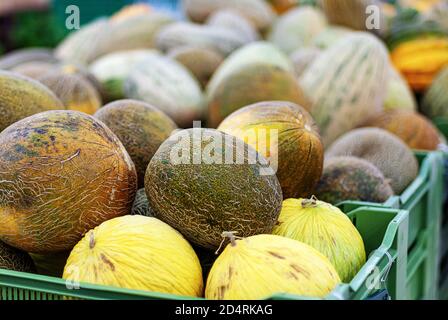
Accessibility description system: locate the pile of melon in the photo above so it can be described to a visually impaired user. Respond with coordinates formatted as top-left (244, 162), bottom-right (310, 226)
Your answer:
top-left (0, 0), bottom-right (447, 300)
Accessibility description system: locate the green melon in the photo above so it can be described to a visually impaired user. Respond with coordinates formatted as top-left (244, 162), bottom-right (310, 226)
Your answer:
top-left (0, 71), bottom-right (64, 132)
top-left (315, 156), bottom-right (394, 204)
top-left (94, 99), bottom-right (178, 187)
top-left (145, 128), bottom-right (283, 250)
top-left (422, 67), bottom-right (448, 120)
top-left (131, 188), bottom-right (154, 217)
top-left (326, 128), bottom-right (418, 194)
top-left (0, 241), bottom-right (36, 273)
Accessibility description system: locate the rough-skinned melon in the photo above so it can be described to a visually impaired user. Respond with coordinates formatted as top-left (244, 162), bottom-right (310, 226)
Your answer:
top-left (131, 188), bottom-right (154, 217)
top-left (0, 71), bottom-right (64, 132)
top-left (206, 9), bottom-right (260, 42)
top-left (267, 7), bottom-right (328, 54)
top-left (315, 156), bottom-right (394, 204)
top-left (326, 127), bottom-right (418, 194)
top-left (360, 110), bottom-right (441, 150)
top-left (145, 128), bottom-right (283, 250)
top-left (182, 0), bottom-right (276, 31)
top-left (156, 22), bottom-right (249, 57)
top-left (300, 32), bottom-right (390, 146)
top-left (422, 67), bottom-right (448, 120)
top-left (0, 110), bottom-right (137, 253)
top-left (63, 215), bottom-right (203, 297)
top-left (124, 52), bottom-right (204, 128)
top-left (168, 46), bottom-right (224, 89)
top-left (218, 101), bottom-right (323, 199)
top-left (205, 234), bottom-right (341, 299)
top-left (0, 241), bottom-right (36, 273)
top-left (94, 99), bottom-right (178, 187)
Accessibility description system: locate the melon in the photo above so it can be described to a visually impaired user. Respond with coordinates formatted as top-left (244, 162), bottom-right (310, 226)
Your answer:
top-left (315, 156), bottom-right (394, 204)
top-left (182, 0), bottom-right (276, 32)
top-left (29, 251), bottom-right (70, 277)
top-left (384, 66), bottom-right (417, 111)
top-left (205, 234), bottom-right (341, 299)
top-left (218, 101), bottom-right (323, 199)
top-left (206, 9), bottom-right (260, 42)
top-left (273, 198), bottom-right (366, 283)
top-left (89, 50), bottom-right (156, 101)
top-left (110, 3), bottom-right (152, 22)
top-left (63, 215), bottom-right (203, 297)
top-left (0, 48), bottom-right (58, 70)
top-left (38, 72), bottom-right (102, 115)
top-left (124, 52), bottom-right (204, 128)
top-left (422, 67), bottom-right (448, 120)
top-left (94, 99), bottom-right (178, 187)
top-left (267, 7), bottom-right (328, 54)
top-left (360, 110), bottom-right (442, 150)
top-left (312, 25), bottom-right (353, 49)
top-left (155, 22), bottom-right (248, 57)
top-left (326, 128), bottom-right (419, 194)
top-left (168, 46), bottom-right (224, 89)
top-left (0, 110), bottom-right (137, 253)
top-left (10, 61), bottom-right (56, 80)
top-left (145, 128), bottom-right (283, 250)
top-left (0, 241), bottom-right (36, 273)
top-left (0, 71), bottom-right (64, 132)
top-left (300, 32), bottom-right (390, 146)
top-left (290, 47), bottom-right (321, 78)
top-left (131, 188), bottom-right (154, 217)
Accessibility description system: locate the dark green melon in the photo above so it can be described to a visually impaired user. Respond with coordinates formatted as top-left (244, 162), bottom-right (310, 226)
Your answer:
top-left (145, 128), bottom-right (283, 250)
top-left (0, 241), bottom-right (36, 273)
top-left (315, 156), bottom-right (394, 204)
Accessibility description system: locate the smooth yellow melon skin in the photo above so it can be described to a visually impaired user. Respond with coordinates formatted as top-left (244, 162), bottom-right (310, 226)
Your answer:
top-left (205, 234), bottom-right (341, 300)
top-left (273, 198), bottom-right (366, 283)
top-left (63, 215), bottom-right (203, 297)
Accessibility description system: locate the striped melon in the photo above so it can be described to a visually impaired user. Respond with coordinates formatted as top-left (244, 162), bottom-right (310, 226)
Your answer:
top-left (206, 9), bottom-right (260, 42)
top-left (300, 32), bottom-right (390, 146)
top-left (384, 66), bottom-right (417, 111)
top-left (155, 22), bottom-right (248, 57)
top-left (268, 7), bottom-right (328, 54)
top-left (312, 26), bottom-right (353, 49)
top-left (422, 67), bottom-right (448, 120)
top-left (124, 52), bottom-right (204, 128)
top-left (182, 0), bottom-right (276, 31)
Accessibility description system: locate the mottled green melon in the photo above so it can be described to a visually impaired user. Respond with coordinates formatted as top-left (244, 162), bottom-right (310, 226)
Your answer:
top-left (168, 46), bottom-right (224, 89)
top-left (131, 188), bottom-right (154, 217)
top-left (145, 128), bottom-right (283, 250)
top-left (422, 67), bottom-right (448, 120)
top-left (0, 48), bottom-right (58, 70)
top-left (94, 99), bottom-right (178, 187)
top-left (0, 71), bottom-right (64, 132)
top-left (326, 128), bottom-right (418, 194)
top-left (156, 22), bottom-right (248, 57)
top-left (268, 7), bottom-right (328, 54)
top-left (0, 241), bottom-right (36, 273)
top-left (0, 110), bottom-right (137, 253)
top-left (384, 66), bottom-right (417, 111)
top-left (315, 156), bottom-right (394, 204)
top-left (290, 47), bottom-right (321, 78)
top-left (300, 32), bottom-right (390, 146)
top-left (206, 9), bottom-right (260, 42)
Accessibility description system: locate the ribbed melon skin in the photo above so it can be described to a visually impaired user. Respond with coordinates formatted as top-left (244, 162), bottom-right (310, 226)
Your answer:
top-left (300, 32), bottom-right (389, 146)
top-left (422, 67), bottom-right (448, 119)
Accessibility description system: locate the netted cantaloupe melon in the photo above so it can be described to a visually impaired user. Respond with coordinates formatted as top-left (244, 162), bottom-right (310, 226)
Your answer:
top-left (205, 234), bottom-right (341, 299)
top-left (273, 198), bottom-right (366, 283)
top-left (124, 52), bottom-right (204, 128)
top-left (145, 128), bottom-right (283, 250)
top-left (0, 71), bottom-right (64, 132)
top-left (168, 46), bottom-right (224, 89)
top-left (300, 32), bottom-right (390, 146)
top-left (131, 188), bottom-right (154, 217)
top-left (218, 101), bottom-right (323, 199)
top-left (326, 128), bottom-right (418, 194)
top-left (94, 99), bottom-right (178, 187)
top-left (360, 110), bottom-right (442, 150)
top-left (0, 241), bottom-right (36, 273)
top-left (206, 9), bottom-right (260, 42)
top-left (38, 72), bottom-right (102, 115)
top-left (63, 215), bottom-right (203, 297)
top-left (0, 110), bottom-right (137, 253)
top-left (315, 156), bottom-right (394, 204)
top-left (267, 7), bottom-right (328, 54)
top-left (155, 22), bottom-right (249, 57)
top-left (182, 0), bottom-right (276, 32)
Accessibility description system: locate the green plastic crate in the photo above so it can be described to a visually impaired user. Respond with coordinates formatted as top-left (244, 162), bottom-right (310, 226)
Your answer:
top-left (0, 206), bottom-right (408, 300)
